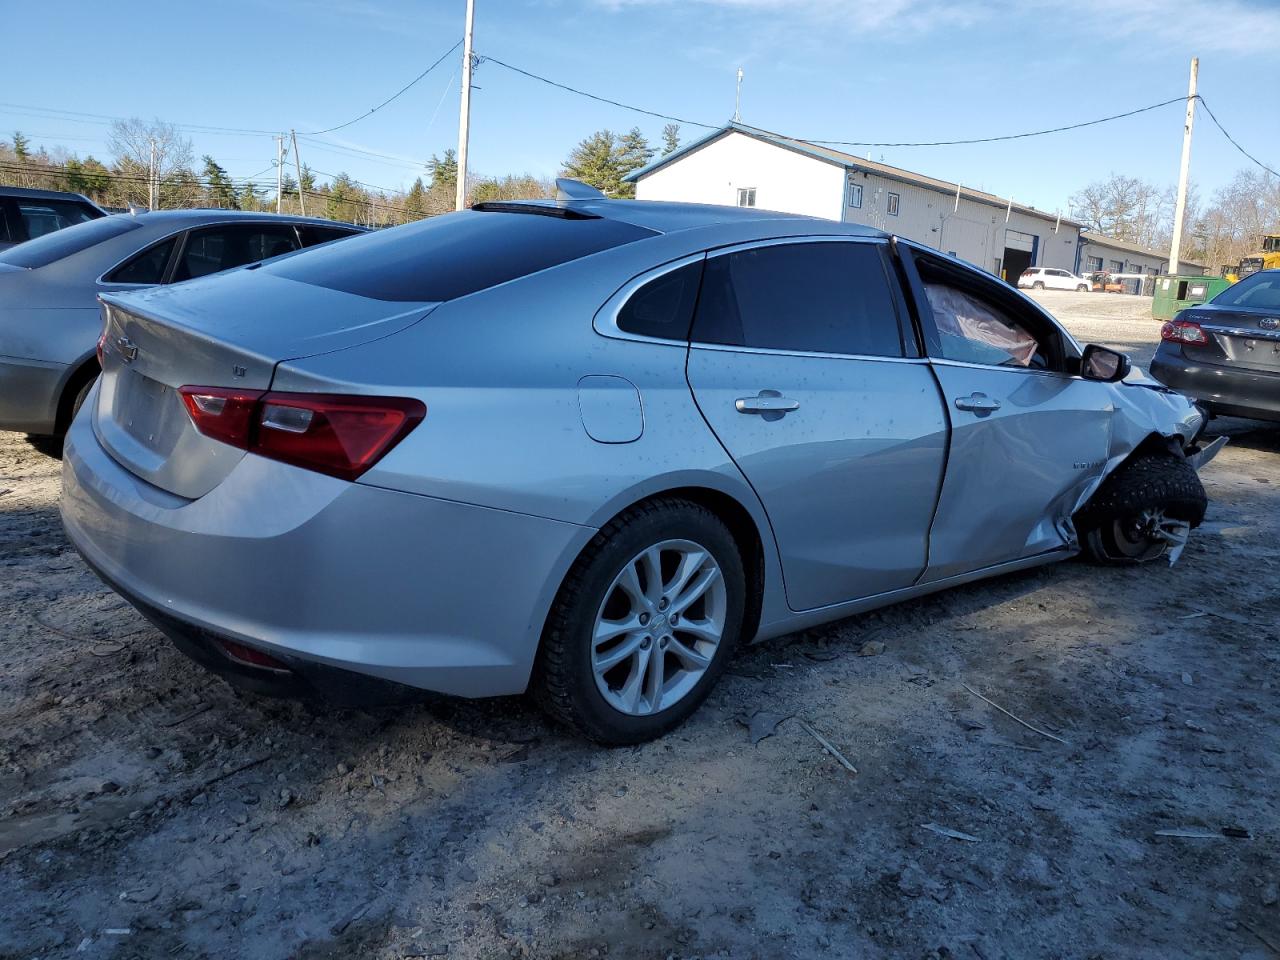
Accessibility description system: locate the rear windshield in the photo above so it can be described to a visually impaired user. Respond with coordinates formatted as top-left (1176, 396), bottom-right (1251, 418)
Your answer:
top-left (263, 209), bottom-right (658, 302)
top-left (1211, 272), bottom-right (1280, 309)
top-left (0, 215), bottom-right (141, 268)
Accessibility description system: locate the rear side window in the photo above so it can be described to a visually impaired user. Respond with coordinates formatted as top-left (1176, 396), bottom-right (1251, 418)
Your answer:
top-left (616, 261), bottom-right (703, 340)
top-left (692, 241), bottom-right (904, 357)
top-left (265, 210), bottom-right (658, 302)
top-left (173, 224), bottom-right (301, 282)
top-left (16, 199), bottom-right (100, 240)
top-left (106, 237), bottom-right (178, 285)
top-left (299, 225), bottom-right (360, 247)
top-left (0, 215), bottom-right (140, 268)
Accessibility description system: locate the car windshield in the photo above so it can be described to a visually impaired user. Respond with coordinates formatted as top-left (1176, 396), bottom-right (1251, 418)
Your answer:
top-left (263, 209), bottom-right (658, 302)
top-left (0, 215), bottom-right (141, 268)
top-left (1211, 272), bottom-right (1280, 310)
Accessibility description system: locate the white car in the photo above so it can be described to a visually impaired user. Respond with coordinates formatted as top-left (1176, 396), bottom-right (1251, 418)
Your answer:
top-left (1018, 267), bottom-right (1092, 292)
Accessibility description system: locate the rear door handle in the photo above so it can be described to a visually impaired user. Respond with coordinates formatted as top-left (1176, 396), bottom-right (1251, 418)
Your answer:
top-left (736, 390), bottom-right (800, 416)
top-left (954, 392), bottom-right (1001, 414)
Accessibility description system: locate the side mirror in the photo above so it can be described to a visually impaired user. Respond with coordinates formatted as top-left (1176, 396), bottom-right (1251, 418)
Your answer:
top-left (1080, 343), bottom-right (1131, 382)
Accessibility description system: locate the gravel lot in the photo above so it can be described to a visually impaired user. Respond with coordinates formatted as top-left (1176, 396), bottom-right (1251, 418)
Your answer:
top-left (2, 291), bottom-right (1278, 960)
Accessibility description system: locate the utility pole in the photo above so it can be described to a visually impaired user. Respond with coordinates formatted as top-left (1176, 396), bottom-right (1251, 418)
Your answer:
top-left (733, 68), bottom-right (743, 122)
top-left (290, 129), bottom-right (307, 216)
top-left (1169, 56), bottom-right (1198, 276)
top-left (148, 138), bottom-right (157, 210)
top-left (275, 135), bottom-right (285, 214)
top-left (455, 0), bottom-right (476, 212)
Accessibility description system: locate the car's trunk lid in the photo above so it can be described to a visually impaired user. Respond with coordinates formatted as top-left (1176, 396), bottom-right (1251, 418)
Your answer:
top-left (94, 269), bottom-right (437, 499)
top-left (1189, 306), bottom-right (1280, 373)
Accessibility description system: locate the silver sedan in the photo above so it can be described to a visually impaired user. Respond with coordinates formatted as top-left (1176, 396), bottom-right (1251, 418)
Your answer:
top-left (61, 182), bottom-right (1220, 743)
top-left (0, 210), bottom-right (363, 437)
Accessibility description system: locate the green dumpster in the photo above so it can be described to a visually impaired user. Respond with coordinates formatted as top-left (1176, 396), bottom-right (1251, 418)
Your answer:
top-left (1152, 274), bottom-right (1233, 320)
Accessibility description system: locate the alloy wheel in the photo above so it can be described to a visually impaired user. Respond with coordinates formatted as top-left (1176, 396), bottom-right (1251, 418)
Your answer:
top-left (590, 539), bottom-right (726, 716)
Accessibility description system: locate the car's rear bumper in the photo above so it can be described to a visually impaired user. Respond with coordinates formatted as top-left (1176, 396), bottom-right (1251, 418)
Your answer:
top-left (1150, 348), bottom-right (1280, 422)
top-left (60, 405), bottom-right (593, 699)
top-left (0, 353), bottom-right (65, 434)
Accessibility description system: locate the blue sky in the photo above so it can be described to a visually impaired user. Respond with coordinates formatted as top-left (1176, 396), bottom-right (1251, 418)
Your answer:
top-left (4, 0), bottom-right (1278, 213)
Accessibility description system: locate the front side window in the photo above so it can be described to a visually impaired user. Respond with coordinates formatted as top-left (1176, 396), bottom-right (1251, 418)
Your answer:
top-left (616, 261), bottom-right (703, 340)
top-left (172, 224), bottom-right (301, 282)
top-left (105, 237), bottom-right (177, 284)
top-left (692, 241), bottom-right (903, 358)
top-left (925, 281), bottom-right (1042, 368)
top-left (847, 179), bottom-right (863, 208)
top-left (887, 192), bottom-right (900, 216)
top-left (736, 187), bottom-right (756, 208)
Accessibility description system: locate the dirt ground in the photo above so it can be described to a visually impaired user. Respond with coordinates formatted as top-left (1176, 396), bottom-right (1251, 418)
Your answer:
top-left (2, 292), bottom-right (1278, 960)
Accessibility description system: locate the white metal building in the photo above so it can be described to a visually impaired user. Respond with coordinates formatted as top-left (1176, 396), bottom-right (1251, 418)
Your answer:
top-left (1078, 232), bottom-right (1205, 279)
top-left (629, 123), bottom-right (1085, 283)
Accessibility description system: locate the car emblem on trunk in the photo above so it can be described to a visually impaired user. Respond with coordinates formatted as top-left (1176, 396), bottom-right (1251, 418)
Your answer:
top-left (116, 336), bottom-right (138, 363)
top-left (1260, 317), bottom-right (1279, 330)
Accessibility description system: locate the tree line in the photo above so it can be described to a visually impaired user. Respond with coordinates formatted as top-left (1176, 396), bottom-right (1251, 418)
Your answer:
top-left (0, 119), bottom-right (683, 227)
top-left (1070, 170), bottom-right (1280, 273)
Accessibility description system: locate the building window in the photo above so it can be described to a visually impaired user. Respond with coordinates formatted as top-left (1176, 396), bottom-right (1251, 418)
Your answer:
top-left (1086, 256), bottom-right (1103, 272)
top-left (847, 179), bottom-right (862, 208)
top-left (737, 187), bottom-right (756, 208)
top-left (886, 192), bottom-right (900, 216)
top-left (1109, 259), bottom-right (1123, 272)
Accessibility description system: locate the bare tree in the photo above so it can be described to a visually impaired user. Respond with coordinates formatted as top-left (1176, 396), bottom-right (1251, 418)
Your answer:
top-left (107, 118), bottom-right (195, 208)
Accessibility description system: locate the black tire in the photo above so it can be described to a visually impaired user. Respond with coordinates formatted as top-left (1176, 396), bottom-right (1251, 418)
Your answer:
top-left (70, 375), bottom-right (96, 420)
top-left (532, 498), bottom-right (745, 744)
top-left (1076, 454), bottom-right (1207, 565)
top-left (1076, 284), bottom-right (1090, 292)
top-left (1032, 281), bottom-right (1045, 290)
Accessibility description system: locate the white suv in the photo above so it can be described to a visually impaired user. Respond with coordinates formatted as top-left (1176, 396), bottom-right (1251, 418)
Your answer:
top-left (1018, 267), bottom-right (1092, 292)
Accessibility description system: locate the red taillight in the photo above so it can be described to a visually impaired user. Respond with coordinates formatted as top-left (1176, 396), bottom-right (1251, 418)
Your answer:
top-left (179, 386), bottom-right (265, 448)
top-left (178, 386), bottom-right (425, 481)
top-left (216, 638), bottom-right (291, 672)
top-left (96, 330), bottom-right (108, 366)
top-left (1021, 270), bottom-right (1034, 278)
top-left (1161, 320), bottom-right (1209, 345)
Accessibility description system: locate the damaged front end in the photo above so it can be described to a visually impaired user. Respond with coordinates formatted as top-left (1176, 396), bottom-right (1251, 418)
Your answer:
top-left (1063, 375), bottom-right (1225, 565)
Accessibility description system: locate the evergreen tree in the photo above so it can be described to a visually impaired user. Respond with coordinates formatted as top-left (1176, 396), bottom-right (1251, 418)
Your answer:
top-left (563, 130), bottom-right (624, 196)
top-left (299, 164), bottom-right (316, 194)
top-left (617, 127), bottom-right (654, 192)
top-left (404, 177), bottom-right (427, 219)
top-left (238, 182), bottom-right (260, 211)
top-left (201, 155), bottom-right (238, 209)
top-left (427, 149), bottom-right (458, 192)
top-left (12, 131), bottom-right (30, 161)
top-left (326, 172), bottom-right (356, 222)
top-left (662, 123), bottom-right (680, 156)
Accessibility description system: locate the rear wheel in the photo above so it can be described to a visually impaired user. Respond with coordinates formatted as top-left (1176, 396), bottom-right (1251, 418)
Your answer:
top-left (1076, 284), bottom-right (1089, 292)
top-left (1032, 281), bottom-right (1045, 290)
top-left (1077, 454), bottom-right (1207, 565)
top-left (533, 499), bottom-right (745, 744)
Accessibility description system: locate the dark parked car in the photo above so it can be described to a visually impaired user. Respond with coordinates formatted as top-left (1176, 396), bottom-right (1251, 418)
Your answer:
top-left (0, 210), bottom-right (365, 437)
top-left (0, 186), bottom-right (106, 252)
top-left (1151, 269), bottom-right (1280, 423)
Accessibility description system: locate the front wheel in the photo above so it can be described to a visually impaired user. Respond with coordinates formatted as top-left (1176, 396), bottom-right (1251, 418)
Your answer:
top-left (533, 499), bottom-right (745, 744)
top-left (1077, 284), bottom-right (1090, 292)
top-left (1076, 454), bottom-right (1207, 565)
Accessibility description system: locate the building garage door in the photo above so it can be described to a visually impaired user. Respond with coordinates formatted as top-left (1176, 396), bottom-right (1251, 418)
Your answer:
top-left (1001, 229), bottom-right (1038, 285)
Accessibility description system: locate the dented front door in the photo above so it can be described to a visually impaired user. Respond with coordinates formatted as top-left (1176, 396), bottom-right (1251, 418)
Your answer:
top-left (923, 362), bottom-right (1112, 581)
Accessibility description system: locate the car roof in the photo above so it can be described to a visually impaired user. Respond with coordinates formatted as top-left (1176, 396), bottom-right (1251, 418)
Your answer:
top-left (480, 197), bottom-right (888, 239)
top-left (0, 185), bottom-right (99, 204)
top-left (122, 209), bottom-right (366, 230)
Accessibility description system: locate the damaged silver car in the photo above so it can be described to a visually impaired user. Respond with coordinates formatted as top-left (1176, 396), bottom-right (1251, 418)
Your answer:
top-left (61, 184), bottom-right (1223, 744)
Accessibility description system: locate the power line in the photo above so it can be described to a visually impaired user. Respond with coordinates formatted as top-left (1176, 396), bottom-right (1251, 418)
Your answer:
top-left (301, 39), bottom-right (462, 136)
top-left (801, 96), bottom-right (1191, 147)
top-left (0, 102), bottom-right (276, 136)
top-left (1195, 95), bottom-right (1279, 179)
top-left (477, 55), bottom-right (719, 129)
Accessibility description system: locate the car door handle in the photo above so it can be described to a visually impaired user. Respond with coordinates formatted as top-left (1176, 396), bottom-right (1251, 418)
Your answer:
top-left (954, 392), bottom-right (1001, 414)
top-left (736, 392), bottom-right (800, 415)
